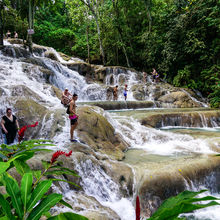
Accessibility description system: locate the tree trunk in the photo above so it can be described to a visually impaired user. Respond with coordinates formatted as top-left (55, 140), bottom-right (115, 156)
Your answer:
top-left (80, 0), bottom-right (105, 65)
top-left (112, 0), bottom-right (130, 67)
top-left (144, 0), bottom-right (152, 33)
top-left (0, 1), bottom-right (4, 47)
top-left (27, 0), bottom-right (34, 53)
top-left (86, 24), bottom-right (90, 63)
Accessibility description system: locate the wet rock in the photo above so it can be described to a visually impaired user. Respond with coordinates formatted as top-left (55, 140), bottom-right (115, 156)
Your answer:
top-left (141, 110), bottom-right (220, 128)
top-left (45, 51), bottom-right (59, 61)
top-left (21, 57), bottom-right (47, 69)
top-left (14, 98), bottom-right (49, 139)
top-left (158, 91), bottom-right (202, 108)
top-left (7, 38), bottom-right (23, 44)
top-left (136, 155), bottom-right (220, 218)
top-left (76, 106), bottom-right (128, 160)
top-left (58, 52), bottom-right (71, 61)
top-left (2, 46), bottom-right (31, 58)
top-left (32, 44), bottom-right (47, 55)
top-left (0, 87), bottom-right (5, 96)
top-left (80, 101), bottom-right (154, 110)
top-left (11, 85), bottom-right (42, 101)
top-left (67, 62), bottom-right (93, 77)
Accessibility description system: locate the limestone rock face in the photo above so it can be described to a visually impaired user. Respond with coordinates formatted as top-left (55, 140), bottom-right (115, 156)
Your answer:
top-left (76, 106), bottom-right (128, 160)
top-left (141, 110), bottom-right (220, 128)
top-left (158, 91), bottom-right (202, 108)
top-left (2, 46), bottom-right (31, 58)
top-left (67, 62), bottom-right (93, 77)
top-left (14, 98), bottom-right (49, 139)
top-left (44, 51), bottom-right (59, 61)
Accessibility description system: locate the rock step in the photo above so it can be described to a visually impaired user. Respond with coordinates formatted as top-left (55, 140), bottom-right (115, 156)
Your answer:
top-left (78, 101), bottom-right (155, 110)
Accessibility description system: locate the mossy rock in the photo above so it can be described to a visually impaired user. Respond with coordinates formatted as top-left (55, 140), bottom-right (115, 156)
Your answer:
top-left (11, 85), bottom-right (42, 101)
top-left (77, 106), bottom-right (128, 160)
top-left (7, 39), bottom-right (23, 44)
top-left (58, 52), bottom-right (71, 61)
top-left (44, 51), bottom-right (59, 61)
top-left (14, 98), bottom-right (49, 139)
top-left (158, 91), bottom-right (202, 108)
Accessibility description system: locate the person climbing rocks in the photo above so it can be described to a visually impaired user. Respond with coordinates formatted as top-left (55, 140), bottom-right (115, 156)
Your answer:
top-left (113, 85), bottom-right (118, 101)
top-left (143, 71), bottom-right (147, 83)
top-left (152, 68), bottom-right (159, 83)
top-left (61, 88), bottom-right (72, 107)
top-left (69, 93), bottom-right (78, 142)
top-left (6, 30), bottom-right (11, 39)
top-left (14, 31), bottom-right (18, 38)
top-left (1, 108), bottom-right (19, 145)
top-left (123, 84), bottom-right (128, 101)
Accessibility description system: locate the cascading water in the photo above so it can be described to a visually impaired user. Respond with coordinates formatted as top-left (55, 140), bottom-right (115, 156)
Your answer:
top-left (1, 41), bottom-right (219, 219)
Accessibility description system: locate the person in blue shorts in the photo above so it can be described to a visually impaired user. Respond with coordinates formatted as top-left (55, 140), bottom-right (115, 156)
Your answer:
top-left (123, 84), bottom-right (128, 100)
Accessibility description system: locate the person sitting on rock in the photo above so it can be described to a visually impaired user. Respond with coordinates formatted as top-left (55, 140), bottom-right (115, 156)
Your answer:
top-left (113, 85), bottom-right (118, 101)
top-left (61, 88), bottom-right (72, 107)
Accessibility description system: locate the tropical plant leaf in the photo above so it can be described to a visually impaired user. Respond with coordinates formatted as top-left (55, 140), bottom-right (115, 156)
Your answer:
top-left (27, 193), bottom-right (62, 220)
top-left (0, 216), bottom-right (10, 220)
top-left (0, 194), bottom-right (16, 220)
top-left (149, 190), bottom-right (220, 220)
top-left (0, 162), bottom-right (10, 175)
top-left (42, 160), bottom-right (51, 170)
top-left (59, 199), bottom-right (73, 209)
top-left (47, 212), bottom-right (89, 220)
top-left (3, 174), bottom-right (23, 219)
top-left (33, 170), bottom-right (42, 180)
top-left (13, 160), bottom-right (31, 176)
top-left (27, 180), bottom-right (52, 212)
top-left (21, 173), bottom-right (33, 211)
top-left (50, 178), bottom-right (79, 187)
top-left (11, 151), bottom-right (34, 162)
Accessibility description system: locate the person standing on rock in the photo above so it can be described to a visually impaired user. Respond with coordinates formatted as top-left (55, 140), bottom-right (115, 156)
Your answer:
top-left (69, 93), bottom-right (78, 142)
top-left (152, 68), bottom-right (158, 83)
top-left (113, 85), bottom-right (118, 101)
top-left (123, 84), bottom-right (128, 101)
top-left (6, 30), bottom-right (11, 38)
top-left (61, 88), bottom-right (72, 107)
top-left (1, 108), bottom-right (19, 145)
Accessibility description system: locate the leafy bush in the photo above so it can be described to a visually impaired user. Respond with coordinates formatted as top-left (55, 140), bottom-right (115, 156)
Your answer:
top-left (0, 138), bottom-right (88, 220)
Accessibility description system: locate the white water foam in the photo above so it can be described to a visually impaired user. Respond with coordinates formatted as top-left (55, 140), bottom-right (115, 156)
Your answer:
top-left (105, 112), bottom-right (217, 156)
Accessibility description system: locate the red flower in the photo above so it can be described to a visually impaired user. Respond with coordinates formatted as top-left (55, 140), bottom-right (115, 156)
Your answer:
top-left (18, 121), bottom-right (38, 143)
top-left (18, 125), bottom-right (28, 142)
top-left (28, 121), bottom-right (39, 128)
top-left (51, 150), bottom-right (72, 164)
top-left (136, 195), bottom-right (140, 220)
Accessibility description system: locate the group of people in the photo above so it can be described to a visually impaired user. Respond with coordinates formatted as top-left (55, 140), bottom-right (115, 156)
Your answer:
top-left (112, 84), bottom-right (128, 101)
top-left (5, 30), bottom-right (18, 39)
top-left (1, 69), bottom-right (159, 145)
top-left (143, 68), bottom-right (160, 83)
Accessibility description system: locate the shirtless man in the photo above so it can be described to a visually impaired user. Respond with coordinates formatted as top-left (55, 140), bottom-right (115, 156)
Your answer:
top-left (113, 85), bottom-right (118, 101)
top-left (69, 94), bottom-right (78, 142)
top-left (1, 108), bottom-right (19, 144)
top-left (61, 88), bottom-right (72, 107)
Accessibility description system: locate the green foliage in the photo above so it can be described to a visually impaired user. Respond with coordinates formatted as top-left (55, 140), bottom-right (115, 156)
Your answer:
top-left (148, 190), bottom-right (220, 220)
top-left (0, 140), bottom-right (87, 220)
top-left (48, 212), bottom-right (89, 220)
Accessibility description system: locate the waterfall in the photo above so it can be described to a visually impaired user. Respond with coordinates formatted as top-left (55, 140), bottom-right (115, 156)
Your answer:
top-left (105, 112), bottom-right (217, 155)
